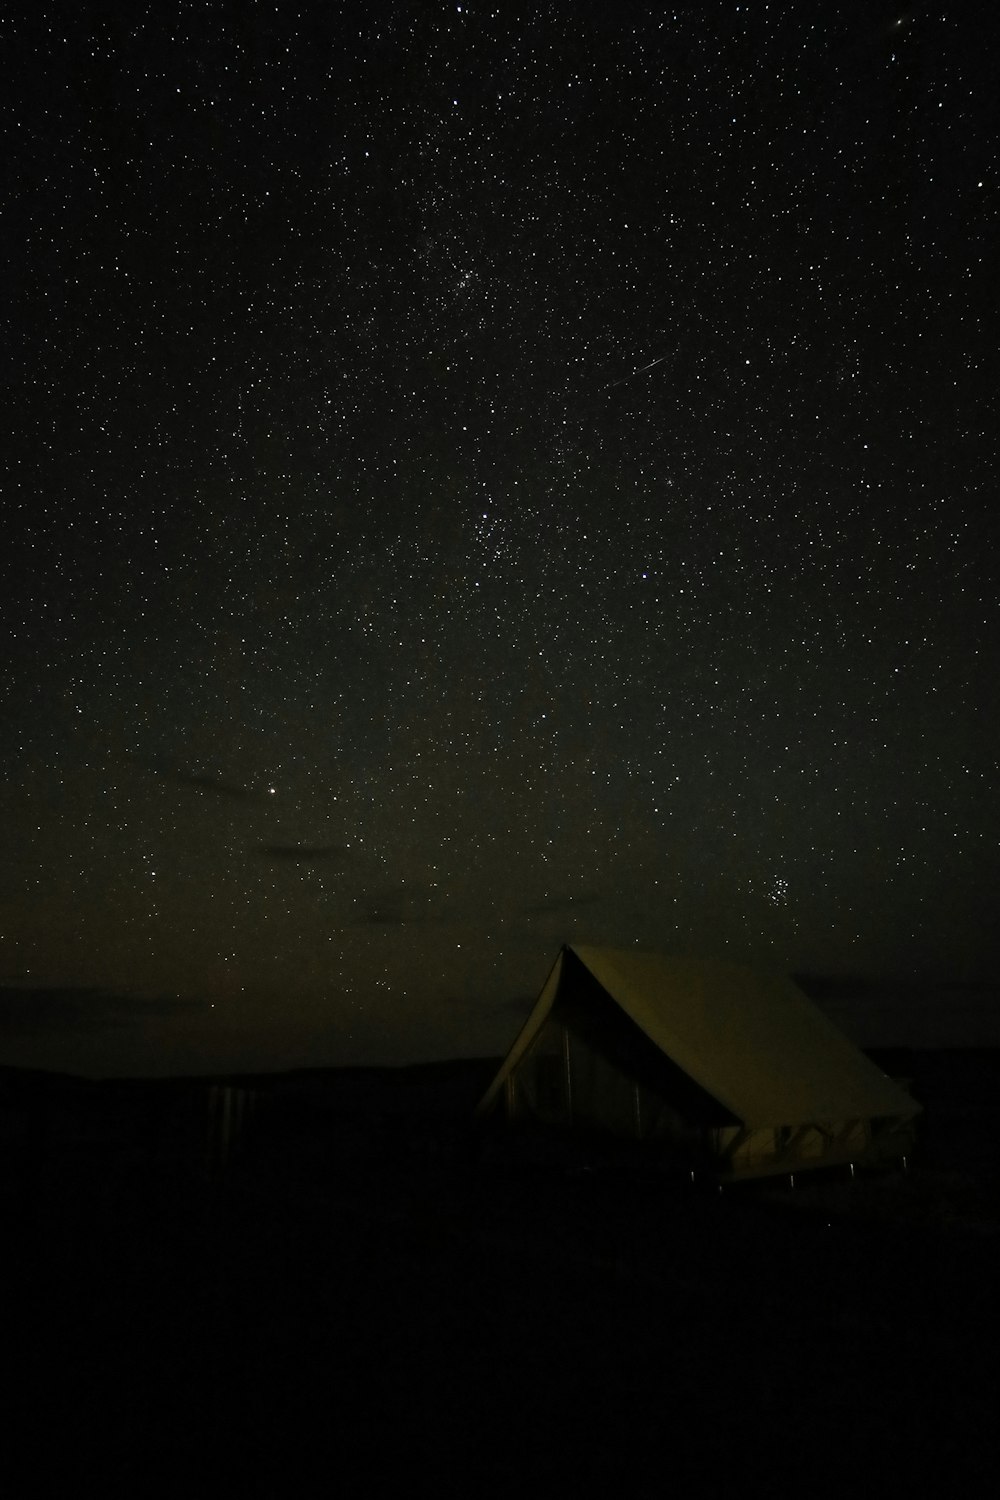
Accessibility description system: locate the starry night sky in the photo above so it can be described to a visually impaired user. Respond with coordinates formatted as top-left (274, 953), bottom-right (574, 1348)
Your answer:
top-left (2, 1), bottom-right (997, 1075)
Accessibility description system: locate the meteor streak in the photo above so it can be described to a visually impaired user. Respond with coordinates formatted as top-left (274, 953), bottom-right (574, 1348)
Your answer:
top-left (606, 353), bottom-right (669, 388)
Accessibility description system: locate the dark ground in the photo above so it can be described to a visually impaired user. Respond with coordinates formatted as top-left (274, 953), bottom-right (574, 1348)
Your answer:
top-left (2, 1053), bottom-right (998, 1494)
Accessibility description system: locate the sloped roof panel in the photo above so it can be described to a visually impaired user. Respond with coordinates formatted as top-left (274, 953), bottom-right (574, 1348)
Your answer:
top-left (569, 946), bottom-right (920, 1128)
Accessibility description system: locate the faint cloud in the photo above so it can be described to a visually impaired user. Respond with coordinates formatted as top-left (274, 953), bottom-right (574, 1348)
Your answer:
top-left (488, 995), bottom-right (536, 1019)
top-left (355, 901), bottom-right (408, 927)
top-left (521, 892), bottom-right (601, 917)
top-left (154, 764), bottom-right (253, 800)
top-left (0, 985), bottom-right (207, 1037)
top-left (257, 843), bottom-right (352, 863)
top-left (352, 882), bottom-right (449, 926)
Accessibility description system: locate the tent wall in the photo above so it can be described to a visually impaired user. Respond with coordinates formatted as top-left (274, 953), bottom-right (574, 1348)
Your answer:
top-left (506, 1016), bottom-right (689, 1145)
top-left (506, 1018), bottom-right (572, 1128)
top-left (505, 959), bottom-right (737, 1155)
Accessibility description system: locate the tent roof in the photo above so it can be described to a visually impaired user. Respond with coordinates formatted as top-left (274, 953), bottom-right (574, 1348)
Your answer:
top-left (480, 945), bottom-right (920, 1128)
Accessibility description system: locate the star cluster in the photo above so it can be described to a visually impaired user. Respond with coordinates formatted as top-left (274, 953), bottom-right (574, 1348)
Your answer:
top-left (1, 1), bottom-right (996, 1072)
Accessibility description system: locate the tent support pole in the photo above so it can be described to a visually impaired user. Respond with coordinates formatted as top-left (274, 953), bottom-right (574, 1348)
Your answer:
top-left (718, 1125), bottom-right (751, 1164)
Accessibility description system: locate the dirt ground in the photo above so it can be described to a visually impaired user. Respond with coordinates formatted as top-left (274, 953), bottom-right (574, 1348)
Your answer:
top-left (2, 1055), bottom-right (997, 1493)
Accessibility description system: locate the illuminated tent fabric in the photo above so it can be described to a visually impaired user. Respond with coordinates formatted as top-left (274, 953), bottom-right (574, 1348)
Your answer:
top-left (477, 945), bottom-right (920, 1179)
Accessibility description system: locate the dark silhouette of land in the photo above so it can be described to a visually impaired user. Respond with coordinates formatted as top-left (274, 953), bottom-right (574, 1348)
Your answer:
top-left (1, 1051), bottom-right (997, 1490)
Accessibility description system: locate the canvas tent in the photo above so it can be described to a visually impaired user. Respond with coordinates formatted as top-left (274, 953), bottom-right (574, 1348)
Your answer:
top-left (477, 945), bottom-right (920, 1180)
